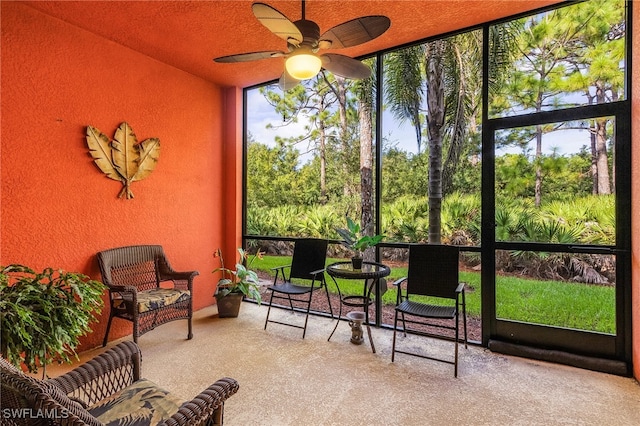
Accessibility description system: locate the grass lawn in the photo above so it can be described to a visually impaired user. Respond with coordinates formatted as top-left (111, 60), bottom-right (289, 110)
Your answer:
top-left (495, 275), bottom-right (615, 334)
top-left (254, 255), bottom-right (615, 334)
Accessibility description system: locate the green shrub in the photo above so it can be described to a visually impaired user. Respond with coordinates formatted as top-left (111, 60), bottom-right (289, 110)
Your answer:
top-left (0, 264), bottom-right (105, 376)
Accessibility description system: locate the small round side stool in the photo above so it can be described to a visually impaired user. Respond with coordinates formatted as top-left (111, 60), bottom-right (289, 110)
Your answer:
top-left (346, 311), bottom-right (366, 345)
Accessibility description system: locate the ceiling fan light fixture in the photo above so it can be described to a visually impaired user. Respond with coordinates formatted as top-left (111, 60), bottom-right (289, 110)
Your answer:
top-left (285, 50), bottom-right (322, 80)
top-left (214, 2), bottom-right (391, 88)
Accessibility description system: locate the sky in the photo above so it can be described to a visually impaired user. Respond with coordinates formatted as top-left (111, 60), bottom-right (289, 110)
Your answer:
top-left (246, 86), bottom-right (599, 163)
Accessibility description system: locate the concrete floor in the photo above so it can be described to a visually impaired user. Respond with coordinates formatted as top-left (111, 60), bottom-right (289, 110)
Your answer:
top-left (50, 302), bottom-right (640, 425)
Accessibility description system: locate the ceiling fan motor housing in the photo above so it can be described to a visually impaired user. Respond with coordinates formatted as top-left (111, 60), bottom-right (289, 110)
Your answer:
top-left (292, 19), bottom-right (321, 50)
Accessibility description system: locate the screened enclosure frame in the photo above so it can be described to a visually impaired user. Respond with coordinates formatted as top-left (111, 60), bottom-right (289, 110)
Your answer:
top-left (242, 0), bottom-right (633, 375)
top-left (482, 102), bottom-right (632, 375)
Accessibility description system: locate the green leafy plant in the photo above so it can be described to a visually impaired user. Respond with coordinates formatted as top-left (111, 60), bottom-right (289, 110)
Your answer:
top-left (0, 264), bottom-right (105, 377)
top-left (212, 248), bottom-right (262, 304)
top-left (336, 217), bottom-right (384, 255)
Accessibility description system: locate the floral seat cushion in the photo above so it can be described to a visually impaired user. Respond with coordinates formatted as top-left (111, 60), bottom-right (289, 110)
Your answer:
top-left (88, 378), bottom-right (184, 426)
top-left (114, 288), bottom-right (191, 313)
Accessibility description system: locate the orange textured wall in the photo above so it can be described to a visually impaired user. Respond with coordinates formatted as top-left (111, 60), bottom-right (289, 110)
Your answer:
top-left (1, 3), bottom-right (229, 351)
top-left (632, 2), bottom-right (640, 380)
top-left (221, 86), bottom-right (244, 262)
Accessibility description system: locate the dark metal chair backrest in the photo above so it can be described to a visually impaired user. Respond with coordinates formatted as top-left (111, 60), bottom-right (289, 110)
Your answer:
top-left (407, 244), bottom-right (460, 300)
top-left (97, 245), bottom-right (170, 292)
top-left (288, 239), bottom-right (329, 281)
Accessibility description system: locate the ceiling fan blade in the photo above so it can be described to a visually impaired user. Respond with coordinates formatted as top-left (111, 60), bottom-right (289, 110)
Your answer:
top-left (252, 2), bottom-right (303, 45)
top-left (279, 71), bottom-right (301, 91)
top-left (319, 16), bottom-right (391, 49)
top-left (321, 54), bottom-right (371, 79)
top-left (214, 51), bottom-right (284, 63)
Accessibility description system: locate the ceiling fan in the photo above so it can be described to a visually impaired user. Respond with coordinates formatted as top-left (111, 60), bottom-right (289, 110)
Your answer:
top-left (213, 1), bottom-right (391, 90)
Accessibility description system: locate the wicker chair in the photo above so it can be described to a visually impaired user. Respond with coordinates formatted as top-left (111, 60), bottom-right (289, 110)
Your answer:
top-left (97, 245), bottom-right (199, 346)
top-left (0, 341), bottom-right (239, 426)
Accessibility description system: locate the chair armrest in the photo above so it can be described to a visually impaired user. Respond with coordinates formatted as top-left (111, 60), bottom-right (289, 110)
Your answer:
top-left (161, 270), bottom-right (199, 280)
top-left (308, 269), bottom-right (326, 289)
top-left (106, 285), bottom-right (138, 312)
top-left (270, 265), bottom-right (290, 284)
top-left (393, 277), bottom-right (407, 286)
top-left (163, 377), bottom-right (239, 426)
top-left (393, 277), bottom-right (407, 304)
top-left (309, 268), bottom-right (325, 277)
top-left (455, 282), bottom-right (465, 293)
top-left (159, 270), bottom-right (199, 291)
top-left (107, 284), bottom-right (138, 294)
top-left (271, 264), bottom-right (291, 272)
top-left (48, 341), bottom-right (141, 407)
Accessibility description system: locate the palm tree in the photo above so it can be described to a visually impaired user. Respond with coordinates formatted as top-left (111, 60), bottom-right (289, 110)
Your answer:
top-left (384, 45), bottom-right (425, 153)
top-left (384, 30), bottom-right (487, 243)
top-left (352, 58), bottom-right (377, 261)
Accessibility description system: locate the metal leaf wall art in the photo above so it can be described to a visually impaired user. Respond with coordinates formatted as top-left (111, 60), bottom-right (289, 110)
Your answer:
top-left (86, 122), bottom-right (160, 199)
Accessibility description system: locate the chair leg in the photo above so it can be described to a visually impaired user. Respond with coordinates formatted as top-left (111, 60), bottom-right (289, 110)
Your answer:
top-left (264, 290), bottom-right (274, 330)
top-left (401, 312), bottom-right (407, 337)
top-left (301, 293), bottom-right (313, 339)
top-left (392, 310), bottom-right (399, 362)
top-left (187, 315), bottom-right (193, 340)
top-left (454, 309), bottom-right (459, 378)
top-left (264, 287), bottom-right (315, 339)
top-left (287, 294), bottom-right (295, 310)
top-left (132, 310), bottom-right (139, 344)
top-left (462, 294), bottom-right (468, 348)
top-left (102, 312), bottom-right (114, 347)
top-left (323, 281), bottom-right (334, 319)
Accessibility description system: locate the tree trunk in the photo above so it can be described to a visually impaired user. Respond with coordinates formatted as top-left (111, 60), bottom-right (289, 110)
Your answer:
top-left (442, 44), bottom-right (467, 196)
top-left (426, 40), bottom-right (446, 244)
top-left (318, 96), bottom-right (328, 203)
top-left (594, 82), bottom-right (611, 195)
top-left (595, 117), bottom-right (611, 194)
top-left (336, 77), bottom-right (352, 197)
top-left (534, 124), bottom-right (543, 208)
top-left (610, 89), bottom-right (618, 194)
top-left (319, 120), bottom-right (327, 204)
top-left (590, 128), bottom-right (598, 195)
top-left (359, 93), bottom-right (375, 262)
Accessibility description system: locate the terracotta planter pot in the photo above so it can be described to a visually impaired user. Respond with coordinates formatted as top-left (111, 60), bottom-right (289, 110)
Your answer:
top-left (215, 292), bottom-right (244, 318)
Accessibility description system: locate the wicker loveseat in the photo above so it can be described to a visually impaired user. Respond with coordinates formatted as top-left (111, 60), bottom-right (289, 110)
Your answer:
top-left (97, 245), bottom-right (199, 346)
top-left (0, 341), bottom-right (239, 426)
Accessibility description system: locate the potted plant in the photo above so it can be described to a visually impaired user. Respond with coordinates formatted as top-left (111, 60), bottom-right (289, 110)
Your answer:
top-left (336, 217), bottom-right (384, 269)
top-left (212, 247), bottom-right (263, 318)
top-left (0, 264), bottom-right (105, 378)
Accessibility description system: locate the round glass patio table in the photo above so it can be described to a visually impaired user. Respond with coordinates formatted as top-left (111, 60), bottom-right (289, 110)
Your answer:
top-left (326, 261), bottom-right (390, 353)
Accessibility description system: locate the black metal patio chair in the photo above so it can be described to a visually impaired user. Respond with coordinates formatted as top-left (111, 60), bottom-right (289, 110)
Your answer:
top-left (263, 238), bottom-right (333, 338)
top-left (392, 243), bottom-right (468, 377)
